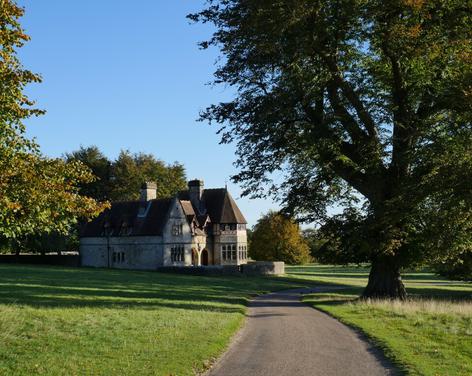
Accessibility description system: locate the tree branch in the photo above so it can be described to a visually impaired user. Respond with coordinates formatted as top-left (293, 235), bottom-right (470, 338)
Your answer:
top-left (323, 56), bottom-right (379, 139)
top-left (382, 42), bottom-right (414, 180)
top-left (327, 81), bottom-right (368, 143)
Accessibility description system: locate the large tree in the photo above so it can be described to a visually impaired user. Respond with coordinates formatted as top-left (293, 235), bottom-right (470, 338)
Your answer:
top-left (190, 0), bottom-right (472, 298)
top-left (0, 1), bottom-right (107, 240)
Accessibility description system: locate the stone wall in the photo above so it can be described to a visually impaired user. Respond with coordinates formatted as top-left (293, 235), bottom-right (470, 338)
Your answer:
top-left (157, 265), bottom-right (242, 276)
top-left (157, 261), bottom-right (285, 276)
top-left (241, 261), bottom-right (285, 276)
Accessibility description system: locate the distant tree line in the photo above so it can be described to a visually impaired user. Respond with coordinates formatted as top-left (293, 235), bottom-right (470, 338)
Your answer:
top-left (64, 146), bottom-right (187, 203)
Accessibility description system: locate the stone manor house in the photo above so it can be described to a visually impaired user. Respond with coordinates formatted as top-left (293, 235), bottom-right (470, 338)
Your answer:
top-left (80, 180), bottom-right (248, 270)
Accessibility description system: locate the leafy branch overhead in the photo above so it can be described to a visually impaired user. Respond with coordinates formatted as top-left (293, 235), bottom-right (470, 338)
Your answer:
top-left (190, 0), bottom-right (472, 298)
top-left (0, 1), bottom-right (108, 239)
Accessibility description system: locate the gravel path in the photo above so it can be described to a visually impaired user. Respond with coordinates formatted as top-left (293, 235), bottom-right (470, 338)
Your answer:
top-left (207, 288), bottom-right (398, 376)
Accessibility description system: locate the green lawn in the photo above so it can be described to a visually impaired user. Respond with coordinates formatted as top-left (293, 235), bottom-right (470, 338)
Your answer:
top-left (286, 264), bottom-right (472, 376)
top-left (0, 265), bottom-right (301, 375)
top-left (3, 264), bottom-right (471, 376)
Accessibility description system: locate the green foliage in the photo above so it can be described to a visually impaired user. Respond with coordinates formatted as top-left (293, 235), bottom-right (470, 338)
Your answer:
top-left (110, 150), bottom-right (187, 201)
top-left (0, 1), bottom-right (107, 239)
top-left (7, 231), bottom-right (79, 255)
top-left (190, 0), bottom-right (472, 296)
top-left (250, 211), bottom-right (311, 265)
top-left (0, 155), bottom-right (109, 239)
top-left (434, 251), bottom-right (472, 281)
top-left (305, 209), bottom-right (378, 265)
top-left (66, 147), bottom-right (187, 202)
top-left (301, 228), bottom-right (323, 262)
top-left (64, 146), bottom-right (112, 201)
top-left (246, 227), bottom-right (253, 256)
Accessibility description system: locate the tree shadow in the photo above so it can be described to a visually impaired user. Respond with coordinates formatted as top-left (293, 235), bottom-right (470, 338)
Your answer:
top-left (0, 265), bottom-right (298, 314)
top-left (288, 271), bottom-right (369, 279)
top-left (406, 286), bottom-right (472, 301)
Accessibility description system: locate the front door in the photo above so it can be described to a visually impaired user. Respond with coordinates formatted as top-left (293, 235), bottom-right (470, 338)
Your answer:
top-left (201, 249), bottom-right (209, 266)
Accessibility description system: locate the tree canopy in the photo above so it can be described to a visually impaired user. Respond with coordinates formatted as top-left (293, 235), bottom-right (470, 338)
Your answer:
top-left (65, 147), bottom-right (187, 202)
top-left (64, 146), bottom-right (112, 202)
top-left (110, 150), bottom-right (187, 201)
top-left (250, 211), bottom-right (311, 265)
top-left (190, 0), bottom-right (472, 298)
top-left (0, 1), bottom-right (107, 239)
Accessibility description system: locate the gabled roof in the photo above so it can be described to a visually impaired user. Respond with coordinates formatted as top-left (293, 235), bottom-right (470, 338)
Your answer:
top-left (80, 198), bottom-right (172, 237)
top-left (180, 200), bottom-right (195, 216)
top-left (180, 199), bottom-right (198, 226)
top-left (81, 186), bottom-right (247, 238)
top-left (177, 188), bottom-right (247, 224)
top-left (202, 189), bottom-right (247, 224)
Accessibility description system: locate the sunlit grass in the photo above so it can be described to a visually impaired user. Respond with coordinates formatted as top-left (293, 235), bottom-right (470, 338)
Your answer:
top-left (0, 265), bottom-right (301, 375)
top-left (289, 264), bottom-right (472, 376)
top-left (357, 297), bottom-right (472, 317)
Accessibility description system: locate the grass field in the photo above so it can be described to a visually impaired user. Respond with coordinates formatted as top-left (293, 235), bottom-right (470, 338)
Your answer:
top-left (0, 265), bottom-right (301, 375)
top-left (2, 264), bottom-right (471, 375)
top-left (286, 265), bottom-right (472, 376)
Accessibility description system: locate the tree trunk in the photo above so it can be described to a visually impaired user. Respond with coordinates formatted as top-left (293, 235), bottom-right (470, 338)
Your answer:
top-left (362, 256), bottom-right (407, 300)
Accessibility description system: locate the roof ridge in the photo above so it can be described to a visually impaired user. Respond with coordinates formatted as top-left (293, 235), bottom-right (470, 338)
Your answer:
top-left (112, 197), bottom-right (173, 204)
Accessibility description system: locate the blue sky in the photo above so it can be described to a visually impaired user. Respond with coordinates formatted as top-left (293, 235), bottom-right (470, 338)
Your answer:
top-left (18, 0), bottom-right (280, 227)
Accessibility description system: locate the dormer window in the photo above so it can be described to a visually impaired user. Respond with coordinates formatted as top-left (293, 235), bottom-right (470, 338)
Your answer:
top-left (102, 222), bottom-right (113, 236)
top-left (119, 221), bottom-right (132, 236)
top-left (172, 222), bottom-right (183, 236)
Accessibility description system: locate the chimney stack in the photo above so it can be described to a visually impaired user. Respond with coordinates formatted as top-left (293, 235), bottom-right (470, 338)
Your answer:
top-left (140, 182), bottom-right (157, 201)
top-left (188, 179), bottom-right (204, 206)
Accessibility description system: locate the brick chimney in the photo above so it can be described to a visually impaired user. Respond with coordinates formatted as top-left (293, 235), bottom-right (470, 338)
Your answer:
top-left (140, 182), bottom-right (157, 201)
top-left (188, 179), bottom-right (204, 207)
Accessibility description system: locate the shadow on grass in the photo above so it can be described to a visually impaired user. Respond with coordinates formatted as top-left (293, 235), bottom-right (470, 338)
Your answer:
top-left (0, 265), bottom-right (302, 314)
top-left (288, 272), bottom-right (369, 279)
top-left (407, 286), bottom-right (472, 300)
top-left (306, 298), bottom-right (355, 307)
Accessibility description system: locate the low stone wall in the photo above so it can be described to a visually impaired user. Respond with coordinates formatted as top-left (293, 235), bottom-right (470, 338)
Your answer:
top-left (157, 261), bottom-right (285, 276)
top-left (0, 254), bottom-right (80, 267)
top-left (241, 261), bottom-right (285, 276)
top-left (157, 265), bottom-right (242, 276)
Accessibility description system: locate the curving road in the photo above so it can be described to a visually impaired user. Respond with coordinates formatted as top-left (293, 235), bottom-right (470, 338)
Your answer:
top-left (207, 288), bottom-right (397, 376)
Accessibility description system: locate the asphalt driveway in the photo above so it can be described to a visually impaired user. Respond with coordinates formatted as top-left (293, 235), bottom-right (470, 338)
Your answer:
top-left (207, 288), bottom-right (398, 376)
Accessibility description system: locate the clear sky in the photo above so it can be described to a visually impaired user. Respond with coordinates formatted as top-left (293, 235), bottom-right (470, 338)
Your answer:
top-left (18, 0), bottom-right (280, 227)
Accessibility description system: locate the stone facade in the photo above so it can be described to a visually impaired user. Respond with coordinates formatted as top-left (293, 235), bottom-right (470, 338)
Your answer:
top-left (80, 180), bottom-right (248, 269)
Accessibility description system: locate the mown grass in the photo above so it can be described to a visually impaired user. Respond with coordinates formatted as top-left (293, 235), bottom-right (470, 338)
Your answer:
top-left (286, 264), bottom-right (472, 376)
top-left (0, 265), bottom-right (301, 375)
